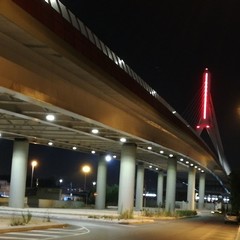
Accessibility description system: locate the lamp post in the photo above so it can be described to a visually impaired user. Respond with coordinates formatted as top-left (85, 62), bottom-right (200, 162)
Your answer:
top-left (59, 178), bottom-right (63, 187)
top-left (31, 160), bottom-right (38, 188)
top-left (82, 165), bottom-right (91, 206)
top-left (82, 165), bottom-right (91, 190)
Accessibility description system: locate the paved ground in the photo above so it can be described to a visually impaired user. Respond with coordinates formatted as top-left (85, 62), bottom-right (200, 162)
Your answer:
top-left (0, 206), bottom-right (153, 233)
top-left (0, 207), bottom-right (239, 239)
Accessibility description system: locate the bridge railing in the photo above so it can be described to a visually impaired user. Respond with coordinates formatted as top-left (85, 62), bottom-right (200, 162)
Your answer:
top-left (44, 0), bottom-right (192, 130)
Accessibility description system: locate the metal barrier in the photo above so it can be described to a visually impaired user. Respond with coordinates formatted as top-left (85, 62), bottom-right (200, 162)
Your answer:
top-left (43, 0), bottom-right (192, 130)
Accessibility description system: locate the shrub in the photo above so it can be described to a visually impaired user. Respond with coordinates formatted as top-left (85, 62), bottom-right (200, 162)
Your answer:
top-left (175, 210), bottom-right (197, 217)
top-left (10, 211), bottom-right (32, 226)
top-left (43, 210), bottom-right (51, 222)
top-left (22, 211), bottom-right (32, 224)
top-left (141, 208), bottom-right (197, 218)
top-left (119, 209), bottom-right (133, 219)
top-left (142, 208), bottom-right (154, 217)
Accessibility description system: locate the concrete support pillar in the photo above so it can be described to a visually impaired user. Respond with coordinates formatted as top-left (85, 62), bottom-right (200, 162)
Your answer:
top-left (9, 138), bottom-right (29, 208)
top-left (157, 170), bottom-right (164, 207)
top-left (95, 155), bottom-right (107, 209)
top-left (118, 143), bottom-right (137, 214)
top-left (135, 162), bottom-right (144, 211)
top-left (187, 167), bottom-right (196, 210)
top-left (165, 157), bottom-right (177, 212)
top-left (198, 172), bottom-right (206, 209)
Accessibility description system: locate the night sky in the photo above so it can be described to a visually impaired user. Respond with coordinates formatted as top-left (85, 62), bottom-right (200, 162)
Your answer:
top-left (1, 0), bottom-right (240, 188)
top-left (59, 0), bottom-right (240, 169)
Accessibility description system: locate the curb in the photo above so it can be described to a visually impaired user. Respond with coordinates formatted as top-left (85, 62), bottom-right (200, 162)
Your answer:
top-left (0, 223), bottom-right (68, 234)
top-left (118, 219), bottom-right (155, 225)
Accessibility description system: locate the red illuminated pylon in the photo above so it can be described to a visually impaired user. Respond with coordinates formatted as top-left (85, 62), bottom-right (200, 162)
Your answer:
top-left (196, 68), bottom-right (231, 176)
top-left (196, 68), bottom-right (212, 133)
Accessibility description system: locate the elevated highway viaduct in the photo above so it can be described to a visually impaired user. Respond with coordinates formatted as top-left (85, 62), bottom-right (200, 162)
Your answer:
top-left (0, 0), bottom-right (229, 212)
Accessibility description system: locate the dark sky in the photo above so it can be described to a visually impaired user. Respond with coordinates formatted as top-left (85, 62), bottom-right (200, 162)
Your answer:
top-left (0, 139), bottom-right (120, 189)
top-left (59, 0), bottom-right (240, 170)
top-left (1, 1), bottom-right (240, 188)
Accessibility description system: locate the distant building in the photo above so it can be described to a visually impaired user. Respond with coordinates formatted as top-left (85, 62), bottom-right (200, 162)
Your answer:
top-left (0, 180), bottom-right (10, 197)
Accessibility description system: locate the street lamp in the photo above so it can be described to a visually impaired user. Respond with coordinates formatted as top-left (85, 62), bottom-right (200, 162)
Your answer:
top-left (82, 165), bottom-right (91, 190)
top-left (31, 160), bottom-right (38, 188)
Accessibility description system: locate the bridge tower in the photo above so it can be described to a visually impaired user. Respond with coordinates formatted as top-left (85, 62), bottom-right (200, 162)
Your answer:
top-left (196, 68), bottom-right (231, 176)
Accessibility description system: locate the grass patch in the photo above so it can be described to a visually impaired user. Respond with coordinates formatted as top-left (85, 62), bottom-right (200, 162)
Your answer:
top-left (10, 211), bottom-right (32, 226)
top-left (118, 209), bottom-right (134, 219)
top-left (88, 215), bottom-right (100, 219)
top-left (141, 208), bottom-right (197, 218)
top-left (175, 210), bottom-right (197, 217)
top-left (88, 215), bottom-right (117, 220)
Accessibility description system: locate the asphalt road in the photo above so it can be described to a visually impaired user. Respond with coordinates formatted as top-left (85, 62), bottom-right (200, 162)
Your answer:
top-left (0, 212), bottom-right (238, 240)
top-left (63, 213), bottom-right (238, 240)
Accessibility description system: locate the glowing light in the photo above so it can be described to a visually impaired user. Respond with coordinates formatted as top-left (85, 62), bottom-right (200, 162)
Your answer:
top-left (91, 150), bottom-right (96, 154)
top-left (203, 69), bottom-right (209, 120)
top-left (48, 141), bottom-right (53, 146)
top-left (105, 155), bottom-right (112, 162)
top-left (169, 154), bottom-right (174, 158)
top-left (31, 160), bottom-right (38, 168)
top-left (147, 146), bottom-right (152, 150)
top-left (143, 193), bottom-right (157, 197)
top-left (31, 160), bottom-right (38, 188)
top-left (82, 165), bottom-right (91, 174)
top-left (91, 129), bottom-right (99, 134)
top-left (149, 165), bottom-right (152, 168)
top-left (160, 150), bottom-right (164, 154)
top-left (120, 137), bottom-right (126, 143)
top-left (180, 158), bottom-right (184, 161)
top-left (46, 114), bottom-right (55, 121)
top-left (72, 146), bottom-right (77, 150)
top-left (150, 90), bottom-right (156, 96)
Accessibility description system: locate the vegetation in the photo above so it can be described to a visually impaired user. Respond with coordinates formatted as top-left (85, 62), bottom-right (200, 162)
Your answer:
top-left (10, 211), bottom-right (32, 226)
top-left (43, 210), bottom-right (51, 222)
top-left (118, 209), bottom-right (134, 219)
top-left (141, 208), bottom-right (197, 218)
top-left (88, 215), bottom-right (100, 219)
top-left (88, 215), bottom-right (115, 220)
top-left (175, 210), bottom-right (197, 217)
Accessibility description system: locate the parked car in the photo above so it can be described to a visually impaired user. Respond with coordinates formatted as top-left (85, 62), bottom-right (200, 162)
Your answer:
top-left (224, 212), bottom-right (239, 224)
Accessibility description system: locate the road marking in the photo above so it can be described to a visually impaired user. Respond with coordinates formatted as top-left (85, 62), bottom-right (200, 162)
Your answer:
top-left (43, 227), bottom-right (90, 240)
top-left (31, 229), bottom-right (70, 236)
top-left (5, 232), bottom-right (57, 237)
top-left (46, 227), bottom-right (88, 232)
top-left (0, 226), bottom-right (90, 240)
top-left (0, 236), bottom-right (38, 240)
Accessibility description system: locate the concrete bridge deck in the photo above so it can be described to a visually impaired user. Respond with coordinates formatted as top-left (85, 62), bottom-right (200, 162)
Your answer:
top-left (0, 0), bottom-right (227, 180)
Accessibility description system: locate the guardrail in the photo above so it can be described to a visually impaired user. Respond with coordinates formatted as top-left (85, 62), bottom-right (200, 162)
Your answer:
top-left (43, 0), bottom-right (193, 130)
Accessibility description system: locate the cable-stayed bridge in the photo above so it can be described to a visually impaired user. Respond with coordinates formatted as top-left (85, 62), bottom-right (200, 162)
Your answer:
top-left (0, 0), bottom-right (231, 211)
